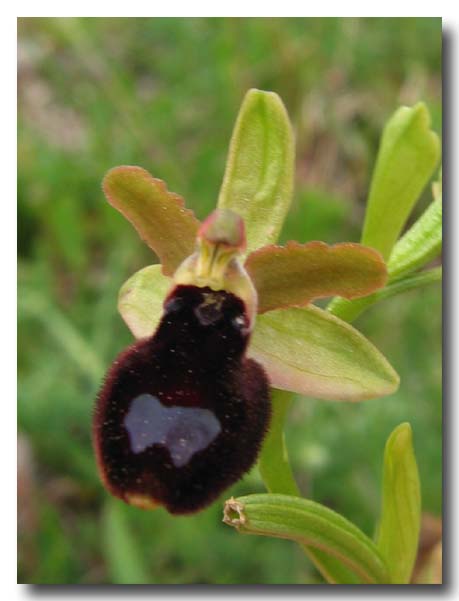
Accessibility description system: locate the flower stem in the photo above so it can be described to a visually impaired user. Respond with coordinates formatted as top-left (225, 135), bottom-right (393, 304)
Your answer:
top-left (258, 389), bottom-right (300, 496)
top-left (257, 389), bottom-right (362, 583)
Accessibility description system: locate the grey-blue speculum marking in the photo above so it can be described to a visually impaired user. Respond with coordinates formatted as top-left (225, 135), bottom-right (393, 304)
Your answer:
top-left (124, 393), bottom-right (222, 467)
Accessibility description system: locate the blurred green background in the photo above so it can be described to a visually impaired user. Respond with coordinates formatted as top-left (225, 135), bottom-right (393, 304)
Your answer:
top-left (18, 17), bottom-right (442, 584)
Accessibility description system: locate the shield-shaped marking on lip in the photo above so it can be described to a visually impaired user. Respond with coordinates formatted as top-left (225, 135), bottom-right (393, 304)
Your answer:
top-left (124, 393), bottom-right (222, 467)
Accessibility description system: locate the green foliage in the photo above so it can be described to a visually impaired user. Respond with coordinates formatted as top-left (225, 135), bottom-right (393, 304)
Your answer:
top-left (18, 17), bottom-right (441, 584)
top-left (361, 103), bottom-right (440, 261)
top-left (388, 189), bottom-right (442, 282)
top-left (224, 494), bottom-right (389, 584)
top-left (257, 392), bottom-right (362, 584)
top-left (327, 267), bottom-right (441, 323)
top-left (227, 420), bottom-right (421, 584)
top-left (376, 423), bottom-right (421, 583)
top-left (328, 167), bottom-right (442, 322)
top-left (103, 501), bottom-right (151, 584)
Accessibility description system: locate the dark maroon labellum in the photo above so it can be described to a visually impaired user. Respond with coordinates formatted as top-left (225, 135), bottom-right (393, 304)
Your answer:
top-left (93, 285), bottom-right (271, 514)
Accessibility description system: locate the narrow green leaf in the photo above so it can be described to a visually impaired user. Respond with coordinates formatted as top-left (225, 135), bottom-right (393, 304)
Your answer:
top-left (388, 194), bottom-right (442, 282)
top-left (361, 103), bottom-right (440, 260)
top-left (218, 89), bottom-right (294, 254)
top-left (376, 423), bottom-right (421, 584)
top-left (328, 267), bottom-right (442, 323)
top-left (246, 241), bottom-right (387, 313)
top-left (223, 494), bottom-right (389, 584)
top-left (103, 166), bottom-right (200, 275)
top-left (102, 500), bottom-right (151, 584)
top-left (249, 305), bottom-right (399, 401)
top-left (118, 264), bottom-right (172, 339)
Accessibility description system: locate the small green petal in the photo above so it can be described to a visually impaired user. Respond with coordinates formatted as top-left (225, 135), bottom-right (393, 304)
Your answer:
top-left (246, 241), bottom-right (387, 313)
top-left (103, 166), bottom-right (200, 275)
top-left (218, 89), bottom-right (294, 254)
top-left (376, 423), bottom-right (421, 584)
top-left (361, 102), bottom-right (440, 260)
top-left (248, 305), bottom-right (399, 401)
top-left (118, 264), bottom-right (172, 339)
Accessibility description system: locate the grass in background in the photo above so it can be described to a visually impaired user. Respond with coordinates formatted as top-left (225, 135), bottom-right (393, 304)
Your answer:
top-left (18, 17), bottom-right (442, 584)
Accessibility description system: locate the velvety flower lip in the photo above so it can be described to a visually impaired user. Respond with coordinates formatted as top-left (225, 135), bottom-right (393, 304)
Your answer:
top-left (103, 89), bottom-right (400, 403)
top-left (94, 282), bottom-right (271, 514)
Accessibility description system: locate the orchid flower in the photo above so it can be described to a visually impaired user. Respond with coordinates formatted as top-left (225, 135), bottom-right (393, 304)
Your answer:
top-left (104, 90), bottom-right (399, 404)
top-left (92, 89), bottom-right (398, 514)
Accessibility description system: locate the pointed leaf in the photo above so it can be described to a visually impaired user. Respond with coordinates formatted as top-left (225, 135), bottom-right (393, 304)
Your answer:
top-left (218, 89), bottom-right (294, 254)
top-left (361, 103), bottom-right (440, 260)
top-left (376, 423), bottom-right (421, 584)
top-left (328, 267), bottom-right (442, 323)
top-left (249, 305), bottom-right (399, 401)
top-left (388, 193), bottom-right (442, 282)
top-left (118, 264), bottom-right (172, 338)
top-left (246, 241), bottom-right (387, 313)
top-left (223, 494), bottom-right (389, 584)
top-left (103, 166), bottom-right (200, 275)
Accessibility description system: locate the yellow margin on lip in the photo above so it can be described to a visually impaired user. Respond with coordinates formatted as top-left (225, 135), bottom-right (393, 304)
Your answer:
top-left (126, 493), bottom-right (160, 511)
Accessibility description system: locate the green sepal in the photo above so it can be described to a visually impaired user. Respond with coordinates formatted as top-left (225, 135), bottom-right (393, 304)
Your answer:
top-left (218, 89), bottom-right (294, 255)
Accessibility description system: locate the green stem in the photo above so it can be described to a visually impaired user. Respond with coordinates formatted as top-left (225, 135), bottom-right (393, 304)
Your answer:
top-left (258, 389), bottom-right (299, 496)
top-left (257, 390), bottom-right (361, 583)
top-left (328, 267), bottom-right (442, 323)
